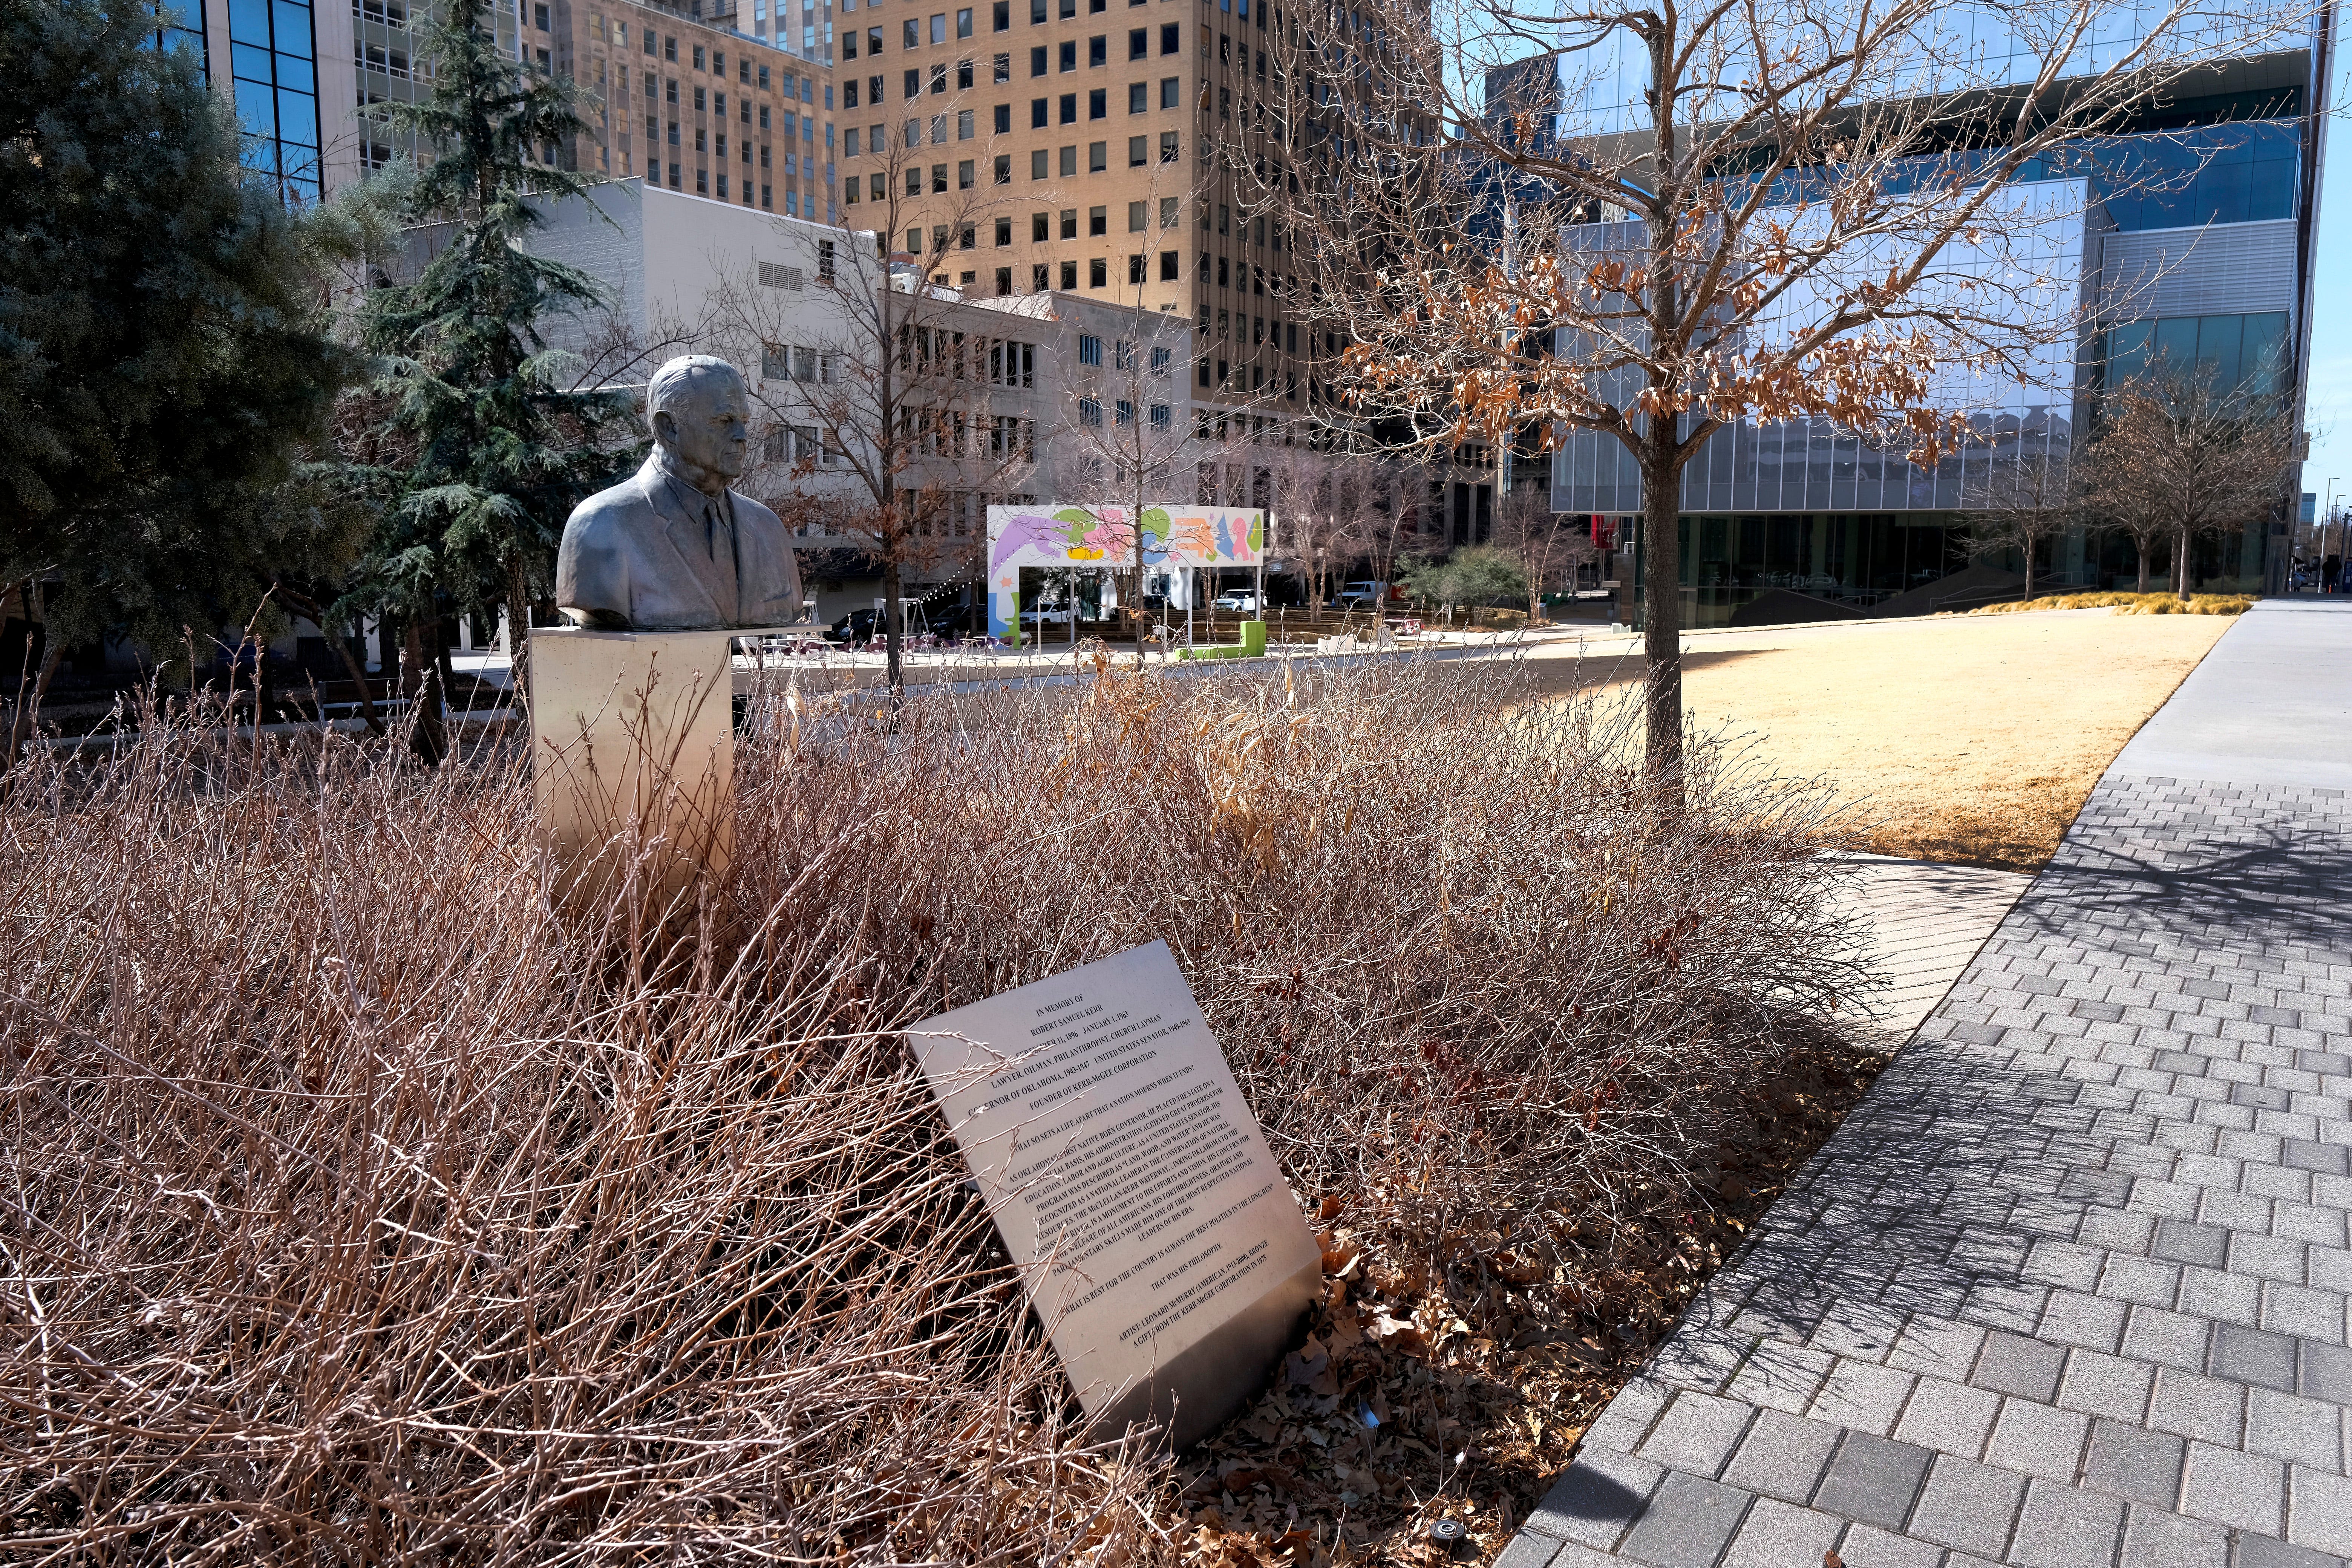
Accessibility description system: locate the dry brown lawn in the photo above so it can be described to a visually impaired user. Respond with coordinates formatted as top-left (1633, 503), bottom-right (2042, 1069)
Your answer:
top-left (751, 606), bottom-right (2231, 871)
top-left (1509, 608), bottom-right (2236, 870)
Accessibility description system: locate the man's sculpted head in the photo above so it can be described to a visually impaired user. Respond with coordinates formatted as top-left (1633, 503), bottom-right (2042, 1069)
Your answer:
top-left (648, 355), bottom-right (751, 491)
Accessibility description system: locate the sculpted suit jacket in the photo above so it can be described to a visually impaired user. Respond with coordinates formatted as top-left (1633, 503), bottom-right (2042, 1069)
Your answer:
top-left (556, 454), bottom-right (805, 631)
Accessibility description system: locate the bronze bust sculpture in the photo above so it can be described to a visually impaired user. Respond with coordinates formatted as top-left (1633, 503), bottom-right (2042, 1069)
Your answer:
top-left (556, 355), bottom-right (805, 631)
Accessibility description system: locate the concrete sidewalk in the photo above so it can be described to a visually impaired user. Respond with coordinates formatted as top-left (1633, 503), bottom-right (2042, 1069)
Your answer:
top-left (1503, 599), bottom-right (2352, 1568)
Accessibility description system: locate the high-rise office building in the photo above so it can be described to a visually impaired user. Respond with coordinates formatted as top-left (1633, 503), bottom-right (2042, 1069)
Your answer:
top-left (833, 0), bottom-right (1305, 425)
top-left (565, 0), bottom-right (837, 218)
top-left (167, 0), bottom-right (364, 201)
top-left (171, 0), bottom-right (837, 218)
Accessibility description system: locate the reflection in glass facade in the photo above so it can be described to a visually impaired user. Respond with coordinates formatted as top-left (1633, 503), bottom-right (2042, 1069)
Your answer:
top-left (1551, 0), bottom-right (2310, 141)
top-left (228, 0), bottom-right (323, 201)
top-left (1736, 121), bottom-right (2302, 233)
top-left (1676, 513), bottom-right (1969, 611)
top-left (1530, 0), bottom-right (2321, 616)
top-left (1664, 409), bottom-right (2074, 517)
top-left (1554, 121), bottom-right (2308, 621)
top-left (2102, 311), bottom-right (2291, 397)
top-left (159, 0), bottom-right (207, 65)
top-left (2095, 122), bottom-right (2300, 231)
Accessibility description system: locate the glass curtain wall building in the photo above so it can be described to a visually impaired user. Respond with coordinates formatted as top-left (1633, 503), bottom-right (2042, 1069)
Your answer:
top-left (172, 0), bottom-right (833, 216)
top-left (169, 0), bottom-right (362, 202)
top-left (229, 0), bottom-right (325, 198)
top-left (1531, 17), bottom-right (2332, 625)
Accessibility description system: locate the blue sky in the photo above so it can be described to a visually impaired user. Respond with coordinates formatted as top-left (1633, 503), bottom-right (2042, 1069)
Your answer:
top-left (2302, 92), bottom-right (2352, 522)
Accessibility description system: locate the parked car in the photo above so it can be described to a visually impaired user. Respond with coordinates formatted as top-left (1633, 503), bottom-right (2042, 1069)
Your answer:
top-left (1336, 581), bottom-right (1392, 611)
top-left (1018, 605), bottom-right (1077, 628)
top-left (824, 608), bottom-right (884, 643)
top-left (1211, 590), bottom-right (1262, 613)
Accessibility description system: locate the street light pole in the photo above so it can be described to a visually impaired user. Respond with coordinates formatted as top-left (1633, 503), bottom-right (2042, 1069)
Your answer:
top-left (2327, 479), bottom-right (2343, 593)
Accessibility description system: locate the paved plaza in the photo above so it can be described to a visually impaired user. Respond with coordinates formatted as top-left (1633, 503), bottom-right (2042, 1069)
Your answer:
top-left (1504, 600), bottom-right (2352, 1568)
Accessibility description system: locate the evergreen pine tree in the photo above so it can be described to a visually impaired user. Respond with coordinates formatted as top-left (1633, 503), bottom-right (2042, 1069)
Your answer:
top-left (354, 0), bottom-right (638, 742)
top-left (0, 0), bottom-right (354, 756)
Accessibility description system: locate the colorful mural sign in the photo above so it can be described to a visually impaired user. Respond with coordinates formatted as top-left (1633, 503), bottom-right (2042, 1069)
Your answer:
top-left (984, 504), bottom-right (1269, 639)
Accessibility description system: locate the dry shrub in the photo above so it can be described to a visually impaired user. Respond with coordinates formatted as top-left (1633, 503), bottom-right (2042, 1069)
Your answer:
top-left (1963, 590), bottom-right (2253, 616)
top-left (0, 654), bottom-right (1866, 1563)
top-left (741, 654), bottom-right (1868, 1253)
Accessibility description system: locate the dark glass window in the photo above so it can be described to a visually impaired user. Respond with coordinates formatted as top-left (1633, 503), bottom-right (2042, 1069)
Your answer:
top-left (2104, 311), bottom-right (2290, 397)
top-left (2095, 122), bottom-right (2299, 231)
top-left (227, 0), bottom-right (321, 201)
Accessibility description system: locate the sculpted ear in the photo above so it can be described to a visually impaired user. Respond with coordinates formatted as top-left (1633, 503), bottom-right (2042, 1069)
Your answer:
top-left (652, 409), bottom-right (678, 447)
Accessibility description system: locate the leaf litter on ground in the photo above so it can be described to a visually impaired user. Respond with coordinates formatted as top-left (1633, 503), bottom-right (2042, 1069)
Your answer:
top-left (1168, 1041), bottom-right (1888, 1566)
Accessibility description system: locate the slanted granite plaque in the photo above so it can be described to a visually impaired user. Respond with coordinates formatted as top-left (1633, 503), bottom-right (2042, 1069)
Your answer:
top-left (908, 940), bottom-right (1321, 1449)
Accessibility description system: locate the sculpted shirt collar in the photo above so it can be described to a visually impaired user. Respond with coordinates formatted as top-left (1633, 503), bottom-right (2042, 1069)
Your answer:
top-left (648, 448), bottom-right (735, 521)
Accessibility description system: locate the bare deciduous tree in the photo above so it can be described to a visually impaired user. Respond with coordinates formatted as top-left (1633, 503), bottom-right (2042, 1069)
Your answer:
top-left (1489, 481), bottom-right (1599, 619)
top-left (1248, 0), bottom-right (2309, 795)
top-left (1262, 427), bottom-right (1377, 612)
top-left (1957, 422), bottom-right (2084, 603)
top-left (2080, 368), bottom-right (2300, 598)
top-left (708, 115), bottom-right (1030, 694)
top-left (1046, 173), bottom-right (1202, 664)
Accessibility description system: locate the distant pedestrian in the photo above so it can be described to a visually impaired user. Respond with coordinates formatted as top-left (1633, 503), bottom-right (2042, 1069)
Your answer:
top-left (2328, 554), bottom-right (2344, 594)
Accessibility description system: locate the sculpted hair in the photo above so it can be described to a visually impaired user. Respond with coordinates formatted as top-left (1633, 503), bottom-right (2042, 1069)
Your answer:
top-left (646, 355), bottom-right (743, 427)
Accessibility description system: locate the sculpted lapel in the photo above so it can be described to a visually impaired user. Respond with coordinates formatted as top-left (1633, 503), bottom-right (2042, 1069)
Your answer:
top-left (650, 470), bottom-right (738, 626)
top-left (735, 510), bottom-right (803, 623)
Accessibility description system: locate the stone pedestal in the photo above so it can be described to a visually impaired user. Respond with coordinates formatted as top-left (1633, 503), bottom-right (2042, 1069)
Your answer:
top-left (530, 626), bottom-right (739, 908)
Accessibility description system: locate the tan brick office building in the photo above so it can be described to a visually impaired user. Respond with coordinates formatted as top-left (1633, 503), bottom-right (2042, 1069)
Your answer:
top-left (358, 0), bottom-right (1301, 431)
top-left (348, 0), bottom-right (838, 221)
top-left (556, 0), bottom-right (837, 221)
top-left (830, 0), bottom-right (1303, 426)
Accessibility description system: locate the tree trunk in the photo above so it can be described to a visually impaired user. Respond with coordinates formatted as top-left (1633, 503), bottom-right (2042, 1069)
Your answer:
top-left (2136, 542), bottom-right (2150, 594)
top-left (436, 633), bottom-right (463, 740)
top-left (2021, 535), bottom-right (2035, 604)
top-left (402, 621), bottom-right (447, 765)
top-left (881, 557), bottom-right (905, 712)
top-left (1128, 510), bottom-right (1148, 671)
top-left (505, 552), bottom-right (533, 725)
top-left (279, 587), bottom-right (384, 737)
top-left (4, 638), bottom-right (63, 774)
top-left (1640, 436), bottom-right (1683, 801)
top-left (2177, 526), bottom-right (2193, 601)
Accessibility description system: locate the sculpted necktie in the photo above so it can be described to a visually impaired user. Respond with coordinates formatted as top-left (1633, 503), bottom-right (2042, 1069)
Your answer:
top-left (703, 495), bottom-right (741, 624)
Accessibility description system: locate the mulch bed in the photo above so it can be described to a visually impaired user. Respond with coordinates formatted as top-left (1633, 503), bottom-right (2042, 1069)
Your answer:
top-left (1170, 1039), bottom-right (1891, 1565)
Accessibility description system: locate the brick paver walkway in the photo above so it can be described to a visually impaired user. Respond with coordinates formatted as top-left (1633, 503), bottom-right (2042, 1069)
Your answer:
top-left (1503, 601), bottom-right (2352, 1568)
top-left (1830, 854), bottom-right (2032, 1043)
